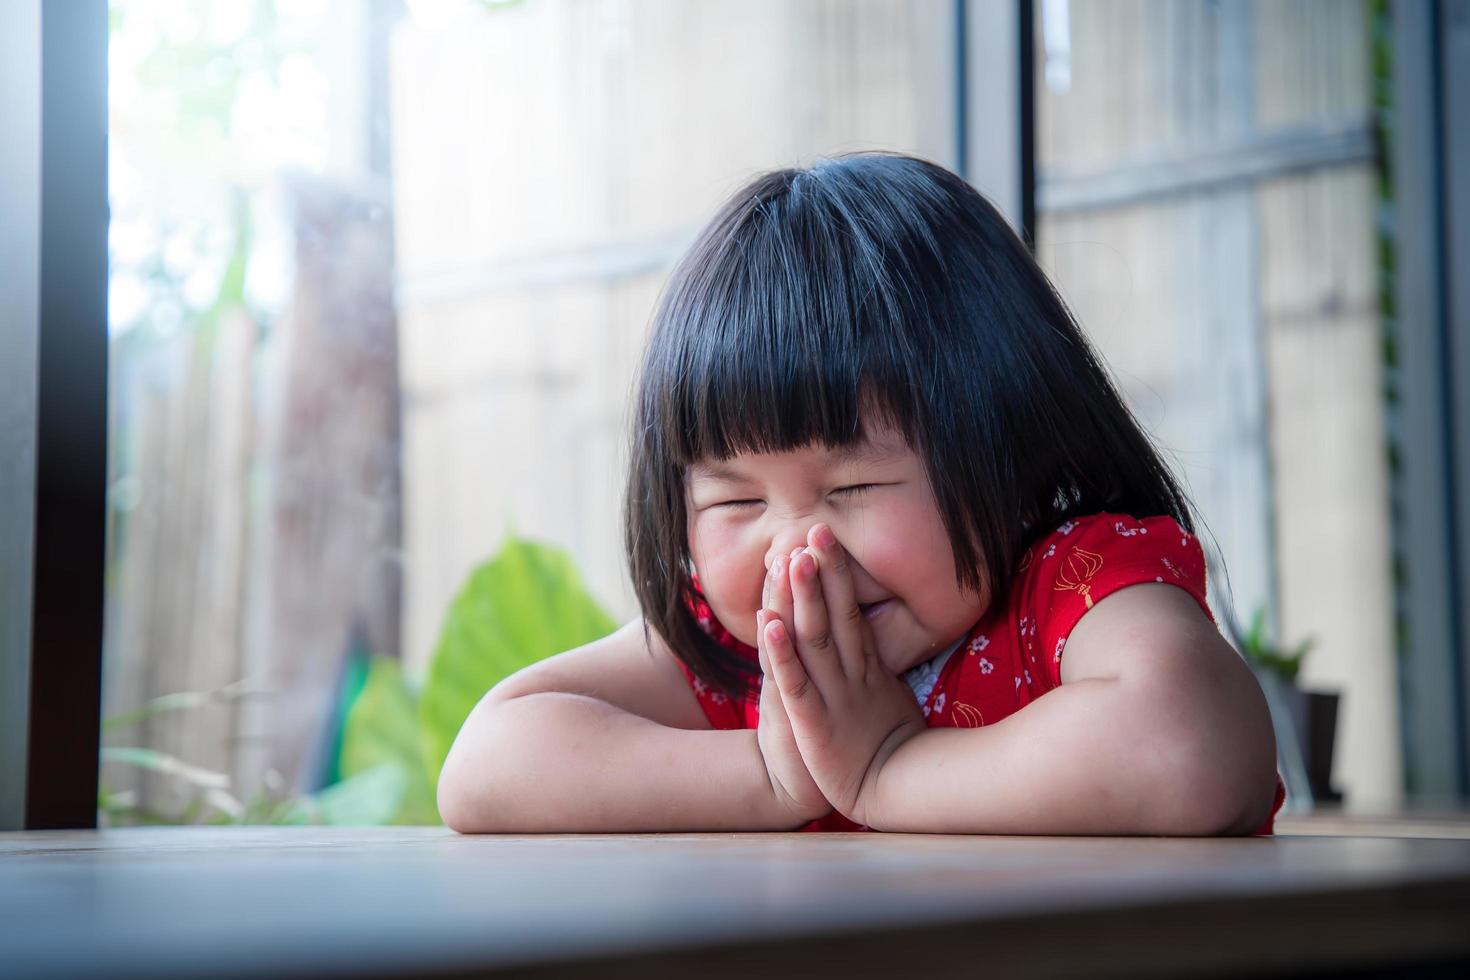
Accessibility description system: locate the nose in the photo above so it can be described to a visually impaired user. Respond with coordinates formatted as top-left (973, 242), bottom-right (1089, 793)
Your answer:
top-left (763, 523), bottom-right (815, 572)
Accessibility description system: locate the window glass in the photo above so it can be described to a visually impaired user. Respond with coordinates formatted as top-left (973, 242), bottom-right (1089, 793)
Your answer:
top-left (103, 0), bottom-right (957, 824)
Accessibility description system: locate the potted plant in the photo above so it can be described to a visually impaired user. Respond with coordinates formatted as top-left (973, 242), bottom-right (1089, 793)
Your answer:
top-left (1227, 607), bottom-right (1342, 807)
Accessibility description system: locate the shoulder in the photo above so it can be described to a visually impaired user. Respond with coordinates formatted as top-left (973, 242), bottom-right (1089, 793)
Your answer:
top-left (1017, 512), bottom-right (1212, 686)
top-left (1019, 512), bottom-right (1203, 575)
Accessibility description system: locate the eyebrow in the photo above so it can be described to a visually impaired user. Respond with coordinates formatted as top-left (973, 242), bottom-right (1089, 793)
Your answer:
top-left (687, 441), bottom-right (901, 484)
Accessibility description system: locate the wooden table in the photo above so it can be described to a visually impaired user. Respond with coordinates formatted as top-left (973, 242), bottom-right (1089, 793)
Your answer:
top-left (3, 824), bottom-right (1469, 979)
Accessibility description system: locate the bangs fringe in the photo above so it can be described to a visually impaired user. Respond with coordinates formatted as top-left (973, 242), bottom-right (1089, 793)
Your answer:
top-left (656, 177), bottom-right (929, 464)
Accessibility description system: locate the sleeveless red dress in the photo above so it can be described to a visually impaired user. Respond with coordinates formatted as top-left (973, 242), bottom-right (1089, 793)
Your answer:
top-left (677, 512), bottom-right (1288, 835)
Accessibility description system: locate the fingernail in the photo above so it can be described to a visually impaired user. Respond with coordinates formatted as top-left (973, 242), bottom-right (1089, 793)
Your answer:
top-left (768, 620), bottom-right (786, 643)
top-left (815, 524), bottom-right (836, 549)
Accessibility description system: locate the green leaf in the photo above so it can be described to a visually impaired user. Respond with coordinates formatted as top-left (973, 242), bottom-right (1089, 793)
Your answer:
top-left (1245, 607), bottom-right (1266, 656)
top-left (101, 678), bottom-right (263, 734)
top-left (283, 763), bottom-right (407, 827)
top-left (339, 655), bottom-right (439, 824)
top-left (101, 746), bottom-right (231, 791)
top-left (418, 537), bottom-right (618, 787)
top-left (1236, 605), bottom-right (1313, 682)
top-left (319, 640), bottom-right (373, 789)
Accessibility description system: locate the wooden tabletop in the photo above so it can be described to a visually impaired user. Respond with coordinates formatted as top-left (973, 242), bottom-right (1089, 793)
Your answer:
top-left (3, 825), bottom-right (1470, 979)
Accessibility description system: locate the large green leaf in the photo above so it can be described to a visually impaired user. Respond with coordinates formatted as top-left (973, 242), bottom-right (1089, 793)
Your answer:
top-left (419, 537), bottom-right (618, 786)
top-left (339, 655), bottom-right (440, 825)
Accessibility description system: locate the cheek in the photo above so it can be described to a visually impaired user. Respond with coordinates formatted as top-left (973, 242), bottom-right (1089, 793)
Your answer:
top-left (847, 495), bottom-right (978, 617)
top-left (687, 516), bottom-right (764, 644)
top-left (845, 495), bottom-right (951, 585)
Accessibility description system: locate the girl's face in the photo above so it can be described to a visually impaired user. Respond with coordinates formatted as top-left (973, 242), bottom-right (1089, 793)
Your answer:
top-left (685, 422), bottom-right (989, 675)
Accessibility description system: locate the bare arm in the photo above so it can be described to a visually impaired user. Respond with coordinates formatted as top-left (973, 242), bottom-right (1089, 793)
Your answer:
top-left (866, 585), bottom-right (1280, 836)
top-left (436, 619), bottom-right (808, 833)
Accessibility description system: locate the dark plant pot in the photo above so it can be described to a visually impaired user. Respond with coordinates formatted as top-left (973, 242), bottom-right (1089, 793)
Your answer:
top-left (1282, 683), bottom-right (1343, 805)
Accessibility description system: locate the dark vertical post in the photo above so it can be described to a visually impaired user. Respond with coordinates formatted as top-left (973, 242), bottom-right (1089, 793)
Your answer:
top-left (1440, 0), bottom-right (1470, 802)
top-left (26, 0), bottom-right (109, 830)
top-left (953, 0), bottom-right (968, 182)
top-left (1016, 0), bottom-right (1035, 248)
top-left (1391, 0), bottom-right (1469, 804)
top-left (0, 0), bottom-right (42, 832)
top-left (960, 0), bottom-right (1035, 247)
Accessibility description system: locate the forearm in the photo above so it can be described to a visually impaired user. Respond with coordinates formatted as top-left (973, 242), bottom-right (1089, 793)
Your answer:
top-left (438, 692), bottom-right (806, 833)
top-left (868, 678), bottom-right (1274, 836)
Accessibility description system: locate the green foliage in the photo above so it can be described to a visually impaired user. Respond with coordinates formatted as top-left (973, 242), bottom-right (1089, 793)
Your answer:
top-left (280, 764), bottom-right (410, 827)
top-left (418, 536), bottom-right (619, 786)
top-left (1237, 607), bottom-right (1314, 684)
top-left (337, 656), bottom-right (438, 825)
top-left (98, 535), bottom-right (617, 826)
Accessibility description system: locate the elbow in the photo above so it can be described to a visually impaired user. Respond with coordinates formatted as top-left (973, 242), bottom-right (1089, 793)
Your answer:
top-left (437, 759), bottom-right (474, 835)
top-left (1154, 737), bottom-right (1280, 837)
top-left (436, 692), bottom-right (516, 834)
top-left (436, 737), bottom-right (480, 834)
top-left (1142, 652), bottom-right (1280, 836)
top-left (1163, 775), bottom-right (1275, 837)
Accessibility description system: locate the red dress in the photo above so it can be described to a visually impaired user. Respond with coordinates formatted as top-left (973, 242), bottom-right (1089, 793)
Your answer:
top-left (677, 511), bottom-right (1288, 835)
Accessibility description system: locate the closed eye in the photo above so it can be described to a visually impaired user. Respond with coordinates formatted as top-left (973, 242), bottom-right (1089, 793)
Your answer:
top-left (715, 498), bottom-right (762, 509)
top-left (833, 483), bottom-right (879, 499)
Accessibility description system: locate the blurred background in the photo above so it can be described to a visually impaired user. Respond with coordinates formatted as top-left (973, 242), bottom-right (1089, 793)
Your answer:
top-left (7, 0), bottom-right (1468, 829)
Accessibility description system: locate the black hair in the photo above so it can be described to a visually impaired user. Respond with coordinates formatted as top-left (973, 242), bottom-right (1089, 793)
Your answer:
top-left (623, 151), bottom-right (1197, 701)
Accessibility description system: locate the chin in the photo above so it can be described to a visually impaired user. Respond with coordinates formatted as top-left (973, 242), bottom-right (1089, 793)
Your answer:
top-left (876, 642), bottom-right (930, 676)
top-left (867, 620), bottom-right (922, 676)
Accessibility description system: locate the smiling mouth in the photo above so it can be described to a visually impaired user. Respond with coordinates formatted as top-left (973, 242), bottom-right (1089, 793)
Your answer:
top-left (859, 599), bottom-right (894, 620)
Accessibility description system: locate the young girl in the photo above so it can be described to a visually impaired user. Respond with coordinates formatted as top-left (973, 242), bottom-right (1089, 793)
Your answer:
top-left (437, 151), bottom-right (1286, 836)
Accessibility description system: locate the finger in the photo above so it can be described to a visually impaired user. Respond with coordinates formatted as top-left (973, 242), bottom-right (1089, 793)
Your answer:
top-left (777, 550), bottom-right (836, 691)
top-left (757, 610), bottom-right (781, 679)
top-left (769, 554), bottom-right (795, 651)
top-left (789, 548), bottom-right (842, 685)
top-left (764, 616), bottom-right (823, 713)
top-left (807, 523), bottom-right (873, 676)
top-left (756, 610), bottom-right (788, 719)
top-left (756, 608), bottom-right (768, 673)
